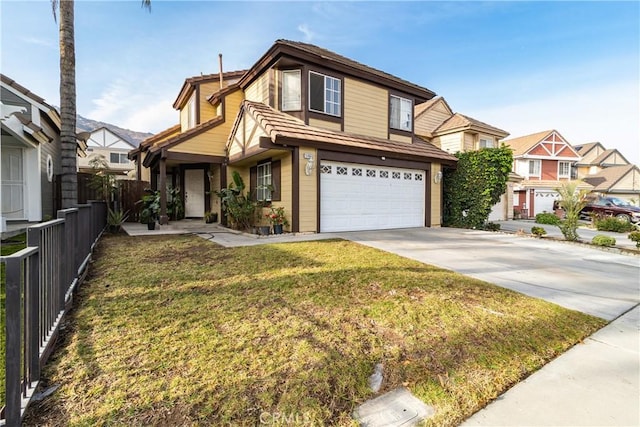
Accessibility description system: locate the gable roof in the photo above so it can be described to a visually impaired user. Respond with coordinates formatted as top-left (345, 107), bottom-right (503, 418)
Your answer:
top-left (173, 69), bottom-right (248, 110)
top-left (233, 100), bottom-right (457, 164)
top-left (88, 126), bottom-right (136, 148)
top-left (434, 113), bottom-right (509, 138)
top-left (239, 40), bottom-right (436, 101)
top-left (414, 96), bottom-right (453, 119)
top-left (574, 141), bottom-right (605, 157)
top-left (582, 164), bottom-right (640, 192)
top-left (591, 148), bottom-right (629, 166)
top-left (502, 129), bottom-right (579, 158)
top-left (1, 73), bottom-right (61, 127)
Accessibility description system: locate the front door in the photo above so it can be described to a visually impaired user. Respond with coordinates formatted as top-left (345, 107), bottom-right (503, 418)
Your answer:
top-left (184, 169), bottom-right (204, 218)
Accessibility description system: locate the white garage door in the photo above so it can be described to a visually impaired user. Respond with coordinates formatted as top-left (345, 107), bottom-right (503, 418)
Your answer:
top-left (320, 161), bottom-right (425, 232)
top-left (534, 190), bottom-right (559, 215)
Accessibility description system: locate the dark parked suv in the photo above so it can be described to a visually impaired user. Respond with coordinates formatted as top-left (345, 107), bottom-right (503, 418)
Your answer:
top-left (580, 197), bottom-right (640, 223)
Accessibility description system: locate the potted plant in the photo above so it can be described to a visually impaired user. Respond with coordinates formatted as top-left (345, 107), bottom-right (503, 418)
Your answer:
top-left (139, 189), bottom-right (160, 230)
top-left (204, 211), bottom-right (218, 224)
top-left (107, 208), bottom-right (128, 233)
top-left (266, 206), bottom-right (289, 235)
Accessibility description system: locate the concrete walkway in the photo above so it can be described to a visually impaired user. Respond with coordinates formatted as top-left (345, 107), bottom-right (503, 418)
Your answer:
top-left (122, 222), bottom-right (640, 425)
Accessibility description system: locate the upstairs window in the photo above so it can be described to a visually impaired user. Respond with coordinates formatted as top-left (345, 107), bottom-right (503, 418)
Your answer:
top-left (110, 153), bottom-right (129, 164)
top-left (390, 95), bottom-right (412, 131)
top-left (282, 70), bottom-right (301, 111)
top-left (528, 159), bottom-right (541, 177)
top-left (309, 71), bottom-right (341, 116)
top-left (558, 161), bottom-right (571, 178)
top-left (479, 138), bottom-right (494, 148)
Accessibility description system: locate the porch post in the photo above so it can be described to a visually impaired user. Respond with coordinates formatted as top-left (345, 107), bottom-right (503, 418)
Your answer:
top-left (136, 152), bottom-right (142, 181)
top-left (159, 157), bottom-right (169, 224)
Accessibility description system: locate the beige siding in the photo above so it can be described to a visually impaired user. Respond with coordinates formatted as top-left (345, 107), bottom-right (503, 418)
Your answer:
top-left (273, 153), bottom-right (293, 231)
top-left (614, 169), bottom-right (640, 192)
top-left (430, 163), bottom-right (442, 227)
top-left (199, 82), bottom-right (223, 122)
top-left (438, 133), bottom-right (463, 155)
top-left (414, 99), bottom-right (452, 136)
top-left (463, 133), bottom-right (475, 151)
top-left (309, 118), bottom-right (341, 132)
top-left (603, 151), bottom-right (630, 166)
top-left (343, 77), bottom-right (388, 139)
top-left (180, 107), bottom-right (189, 132)
top-left (298, 147), bottom-right (318, 232)
top-left (245, 72), bottom-right (270, 104)
top-left (389, 133), bottom-right (411, 144)
top-left (581, 145), bottom-right (606, 164)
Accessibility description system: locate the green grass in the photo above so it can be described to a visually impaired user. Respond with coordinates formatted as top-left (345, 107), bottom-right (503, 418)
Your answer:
top-left (1, 233), bottom-right (27, 409)
top-left (23, 235), bottom-right (605, 426)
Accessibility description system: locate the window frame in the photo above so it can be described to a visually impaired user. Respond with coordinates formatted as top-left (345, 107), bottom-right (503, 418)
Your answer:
top-left (281, 69), bottom-right (302, 111)
top-left (389, 94), bottom-right (413, 132)
top-left (558, 161), bottom-right (571, 178)
top-left (256, 162), bottom-right (272, 202)
top-left (308, 71), bottom-right (341, 117)
top-left (109, 153), bottom-right (129, 164)
top-left (479, 138), bottom-right (494, 149)
top-left (528, 159), bottom-right (541, 177)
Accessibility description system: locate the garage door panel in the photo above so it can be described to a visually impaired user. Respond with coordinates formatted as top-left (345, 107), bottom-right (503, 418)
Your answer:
top-left (320, 161), bottom-right (425, 232)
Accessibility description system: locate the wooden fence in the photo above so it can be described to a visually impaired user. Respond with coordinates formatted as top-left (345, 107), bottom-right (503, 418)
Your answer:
top-left (0, 201), bottom-right (107, 426)
top-left (119, 180), bottom-right (149, 222)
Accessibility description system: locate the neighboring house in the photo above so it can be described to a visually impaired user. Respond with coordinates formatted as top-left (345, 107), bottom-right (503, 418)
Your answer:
top-left (502, 129), bottom-right (588, 217)
top-left (225, 40), bottom-right (457, 232)
top-left (77, 127), bottom-right (137, 178)
top-left (574, 142), bottom-right (630, 178)
top-left (129, 70), bottom-right (246, 222)
top-left (1, 74), bottom-right (86, 228)
top-left (413, 96), bottom-right (517, 221)
top-left (582, 165), bottom-right (640, 202)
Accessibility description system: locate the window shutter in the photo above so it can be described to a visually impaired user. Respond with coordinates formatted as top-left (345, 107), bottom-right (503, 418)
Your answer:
top-left (250, 166), bottom-right (257, 201)
top-left (271, 160), bottom-right (281, 201)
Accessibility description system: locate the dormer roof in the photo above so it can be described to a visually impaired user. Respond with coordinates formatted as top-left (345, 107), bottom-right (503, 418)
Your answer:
top-left (172, 69), bottom-right (247, 110)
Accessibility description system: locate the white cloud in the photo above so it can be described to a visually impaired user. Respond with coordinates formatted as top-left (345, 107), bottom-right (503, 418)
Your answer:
top-left (20, 36), bottom-right (55, 49)
top-left (297, 24), bottom-right (315, 42)
top-left (121, 99), bottom-right (176, 134)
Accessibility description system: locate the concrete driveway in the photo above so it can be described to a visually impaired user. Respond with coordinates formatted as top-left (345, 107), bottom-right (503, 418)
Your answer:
top-left (342, 227), bottom-right (640, 426)
top-left (343, 227), bottom-right (639, 321)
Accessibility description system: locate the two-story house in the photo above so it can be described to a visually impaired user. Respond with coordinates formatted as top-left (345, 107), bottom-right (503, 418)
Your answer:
top-left (78, 127), bottom-right (137, 178)
top-left (412, 96), bottom-right (518, 221)
top-left (503, 129), bottom-right (589, 217)
top-left (129, 69), bottom-right (246, 223)
top-left (574, 142), bottom-right (639, 202)
top-left (225, 40), bottom-right (457, 232)
top-left (1, 74), bottom-right (86, 230)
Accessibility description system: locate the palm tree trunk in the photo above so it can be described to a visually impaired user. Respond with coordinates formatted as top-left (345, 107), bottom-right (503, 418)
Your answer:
top-left (59, 0), bottom-right (77, 208)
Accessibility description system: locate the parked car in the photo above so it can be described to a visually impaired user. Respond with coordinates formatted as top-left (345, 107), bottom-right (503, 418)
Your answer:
top-left (580, 197), bottom-right (640, 223)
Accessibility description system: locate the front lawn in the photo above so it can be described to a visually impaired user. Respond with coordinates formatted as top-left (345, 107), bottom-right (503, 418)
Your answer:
top-left (23, 235), bottom-right (604, 426)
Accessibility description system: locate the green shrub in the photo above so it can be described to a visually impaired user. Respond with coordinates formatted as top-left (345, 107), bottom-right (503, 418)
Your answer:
top-left (595, 216), bottom-right (635, 233)
top-left (592, 235), bottom-right (616, 247)
top-left (484, 222), bottom-right (501, 231)
top-left (629, 231), bottom-right (640, 249)
top-left (535, 212), bottom-right (560, 225)
top-left (531, 226), bottom-right (547, 237)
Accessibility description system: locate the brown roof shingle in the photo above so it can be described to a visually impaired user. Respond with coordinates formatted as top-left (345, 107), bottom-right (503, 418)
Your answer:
top-left (242, 100), bottom-right (457, 163)
top-left (502, 130), bottom-right (555, 156)
top-left (583, 164), bottom-right (639, 192)
top-left (435, 113), bottom-right (509, 137)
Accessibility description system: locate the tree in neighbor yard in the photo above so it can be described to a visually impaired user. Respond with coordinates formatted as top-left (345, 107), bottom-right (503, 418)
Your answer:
top-left (555, 180), bottom-right (589, 242)
top-left (51, 0), bottom-right (151, 208)
top-left (442, 146), bottom-right (513, 229)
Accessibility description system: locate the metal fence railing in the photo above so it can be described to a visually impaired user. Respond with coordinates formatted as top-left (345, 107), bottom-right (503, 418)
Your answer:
top-left (1, 201), bottom-right (107, 426)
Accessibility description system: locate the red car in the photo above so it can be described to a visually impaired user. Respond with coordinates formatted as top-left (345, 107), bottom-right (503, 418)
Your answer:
top-left (580, 197), bottom-right (640, 223)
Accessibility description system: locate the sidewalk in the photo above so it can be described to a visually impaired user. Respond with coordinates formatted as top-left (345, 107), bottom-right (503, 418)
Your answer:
top-left (462, 304), bottom-right (639, 426)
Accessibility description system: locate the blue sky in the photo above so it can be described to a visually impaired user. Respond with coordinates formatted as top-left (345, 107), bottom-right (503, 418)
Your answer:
top-left (1, 1), bottom-right (638, 162)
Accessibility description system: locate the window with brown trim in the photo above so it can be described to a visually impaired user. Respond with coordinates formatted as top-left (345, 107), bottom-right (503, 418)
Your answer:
top-left (390, 95), bottom-right (412, 131)
top-left (309, 71), bottom-right (341, 116)
top-left (250, 159), bottom-right (281, 201)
